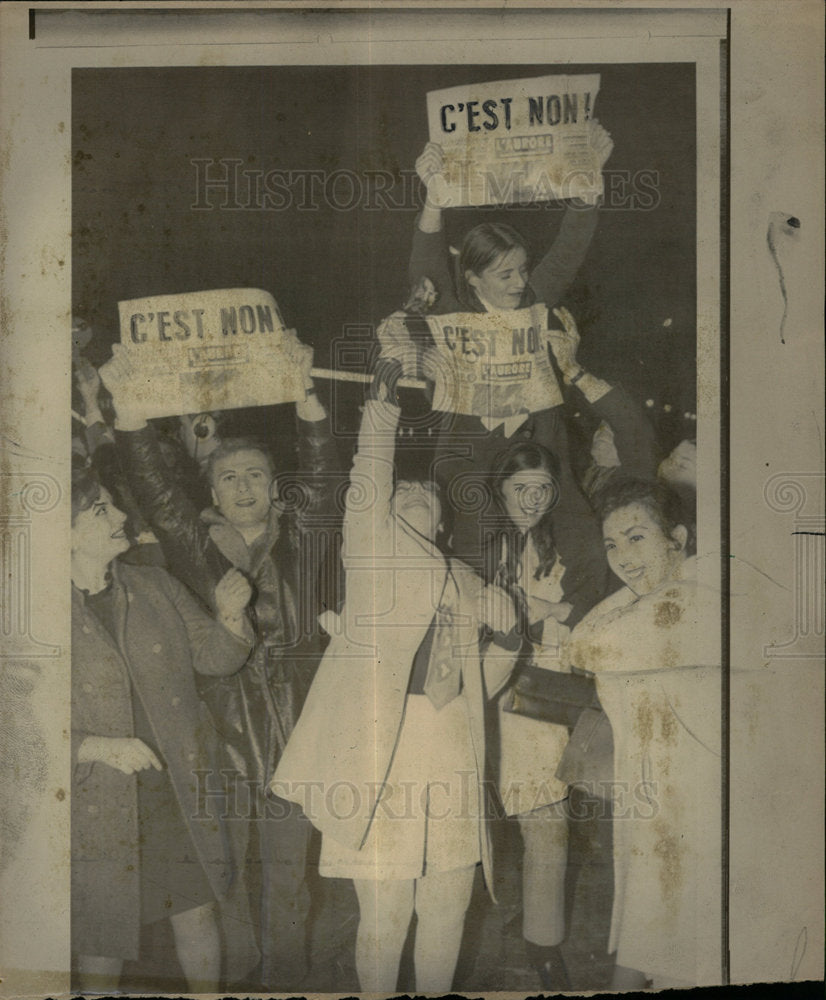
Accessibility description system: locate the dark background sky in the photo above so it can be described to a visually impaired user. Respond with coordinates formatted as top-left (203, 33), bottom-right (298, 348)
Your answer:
top-left (73, 63), bottom-right (696, 450)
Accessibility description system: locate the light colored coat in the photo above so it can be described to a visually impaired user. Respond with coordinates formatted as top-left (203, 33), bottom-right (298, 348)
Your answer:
top-left (566, 557), bottom-right (722, 984)
top-left (272, 400), bottom-right (515, 893)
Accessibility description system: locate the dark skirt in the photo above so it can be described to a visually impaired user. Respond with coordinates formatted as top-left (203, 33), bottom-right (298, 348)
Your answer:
top-left (137, 763), bottom-right (213, 925)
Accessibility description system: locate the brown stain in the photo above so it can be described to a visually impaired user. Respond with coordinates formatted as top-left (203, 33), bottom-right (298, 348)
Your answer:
top-left (652, 817), bottom-right (685, 903)
top-left (661, 640), bottom-right (678, 669)
top-left (654, 600), bottom-right (682, 627)
top-left (660, 704), bottom-right (678, 745)
top-left (55, 788), bottom-right (66, 801)
top-left (571, 638), bottom-right (610, 675)
top-left (633, 690), bottom-right (654, 749)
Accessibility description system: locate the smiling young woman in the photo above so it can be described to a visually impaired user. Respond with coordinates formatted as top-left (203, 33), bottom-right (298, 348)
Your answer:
top-left (70, 471), bottom-right (253, 993)
top-left (566, 478), bottom-right (719, 990)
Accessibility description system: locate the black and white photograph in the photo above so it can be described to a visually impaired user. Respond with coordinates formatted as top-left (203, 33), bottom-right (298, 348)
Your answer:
top-left (0, 4), bottom-right (823, 998)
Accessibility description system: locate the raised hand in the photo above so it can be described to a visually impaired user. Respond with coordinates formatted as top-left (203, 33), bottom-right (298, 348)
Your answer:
top-left (546, 307), bottom-right (582, 379)
top-left (589, 119), bottom-right (614, 171)
top-left (368, 356), bottom-right (404, 407)
top-left (74, 358), bottom-right (103, 415)
top-left (415, 141), bottom-right (453, 213)
top-left (98, 344), bottom-right (148, 430)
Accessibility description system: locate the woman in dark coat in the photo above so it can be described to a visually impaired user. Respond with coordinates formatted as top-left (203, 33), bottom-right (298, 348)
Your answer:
top-left (71, 472), bottom-right (253, 993)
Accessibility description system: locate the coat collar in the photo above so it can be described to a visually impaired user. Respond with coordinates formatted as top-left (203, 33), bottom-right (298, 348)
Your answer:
top-left (72, 557), bottom-right (128, 604)
top-left (200, 505), bottom-right (281, 575)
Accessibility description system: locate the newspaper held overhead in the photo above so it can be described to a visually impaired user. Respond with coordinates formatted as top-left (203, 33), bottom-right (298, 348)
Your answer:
top-left (427, 74), bottom-right (602, 207)
top-left (116, 288), bottom-right (308, 418)
top-left (425, 304), bottom-right (563, 419)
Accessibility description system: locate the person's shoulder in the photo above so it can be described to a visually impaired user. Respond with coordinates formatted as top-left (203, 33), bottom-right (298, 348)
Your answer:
top-left (449, 558), bottom-right (486, 595)
top-left (116, 559), bottom-right (174, 593)
top-left (572, 584), bottom-right (635, 633)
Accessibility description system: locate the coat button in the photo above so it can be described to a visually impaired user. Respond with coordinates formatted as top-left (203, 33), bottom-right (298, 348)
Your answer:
top-left (81, 624), bottom-right (91, 634)
top-left (88, 804), bottom-right (99, 815)
top-left (186, 751), bottom-right (197, 763)
top-left (82, 683), bottom-right (93, 694)
top-left (152, 642), bottom-right (162, 654)
top-left (171, 697), bottom-right (181, 708)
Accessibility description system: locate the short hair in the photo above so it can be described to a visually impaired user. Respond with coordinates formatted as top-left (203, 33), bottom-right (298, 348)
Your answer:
top-left (456, 223), bottom-right (531, 310)
top-left (71, 469), bottom-right (102, 526)
top-left (204, 437), bottom-right (274, 486)
top-left (595, 476), bottom-right (695, 555)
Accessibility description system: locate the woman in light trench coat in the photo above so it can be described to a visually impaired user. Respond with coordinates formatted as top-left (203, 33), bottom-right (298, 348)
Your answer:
top-left (271, 371), bottom-right (520, 994)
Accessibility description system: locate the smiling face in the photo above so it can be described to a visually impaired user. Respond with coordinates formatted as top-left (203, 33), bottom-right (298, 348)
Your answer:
top-left (391, 480), bottom-right (443, 542)
top-left (71, 487), bottom-right (130, 565)
top-left (500, 469), bottom-right (557, 532)
top-left (466, 246), bottom-right (529, 310)
top-left (210, 448), bottom-right (273, 529)
top-left (602, 502), bottom-right (687, 596)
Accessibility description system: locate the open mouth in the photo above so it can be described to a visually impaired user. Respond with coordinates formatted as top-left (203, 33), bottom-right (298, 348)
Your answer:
top-left (624, 567), bottom-right (646, 581)
top-left (235, 498), bottom-right (257, 507)
top-left (110, 528), bottom-right (127, 540)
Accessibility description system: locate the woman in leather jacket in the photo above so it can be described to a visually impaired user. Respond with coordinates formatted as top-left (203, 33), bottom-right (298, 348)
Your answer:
top-left (101, 343), bottom-right (342, 990)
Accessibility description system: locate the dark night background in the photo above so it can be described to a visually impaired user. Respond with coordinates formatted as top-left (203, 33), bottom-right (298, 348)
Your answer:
top-left (72, 63), bottom-right (696, 453)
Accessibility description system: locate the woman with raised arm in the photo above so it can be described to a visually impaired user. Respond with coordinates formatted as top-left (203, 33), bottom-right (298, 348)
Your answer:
top-left (71, 471), bottom-right (253, 993)
top-left (404, 123), bottom-right (614, 575)
top-left (271, 365), bottom-right (520, 995)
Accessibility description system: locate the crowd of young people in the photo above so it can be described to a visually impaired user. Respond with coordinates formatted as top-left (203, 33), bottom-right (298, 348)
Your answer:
top-left (70, 123), bottom-right (714, 994)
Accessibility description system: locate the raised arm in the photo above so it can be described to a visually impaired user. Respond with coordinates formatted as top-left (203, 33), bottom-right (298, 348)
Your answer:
top-left (101, 345), bottom-right (228, 606)
top-left (548, 306), bottom-right (658, 480)
top-left (528, 121), bottom-right (613, 307)
top-left (340, 363), bottom-right (404, 569)
top-left (408, 142), bottom-right (458, 310)
top-left (291, 333), bottom-right (343, 526)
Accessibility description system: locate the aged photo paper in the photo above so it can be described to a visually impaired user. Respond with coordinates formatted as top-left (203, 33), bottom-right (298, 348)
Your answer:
top-left (0, 2), bottom-right (822, 997)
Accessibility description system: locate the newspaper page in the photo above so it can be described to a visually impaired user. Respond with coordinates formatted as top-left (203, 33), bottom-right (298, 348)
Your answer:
top-left (426, 74), bottom-right (603, 206)
top-left (115, 288), bottom-right (306, 417)
top-left (425, 305), bottom-right (565, 417)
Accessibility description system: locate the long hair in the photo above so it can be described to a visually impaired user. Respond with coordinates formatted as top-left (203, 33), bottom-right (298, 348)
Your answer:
top-left (455, 223), bottom-right (531, 311)
top-left (488, 441), bottom-right (562, 586)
